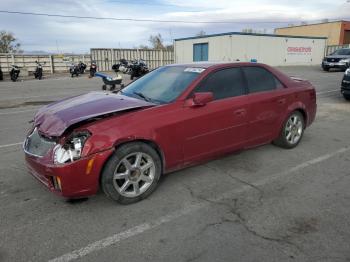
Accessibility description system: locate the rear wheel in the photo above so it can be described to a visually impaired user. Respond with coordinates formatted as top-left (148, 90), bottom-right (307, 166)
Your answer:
top-left (273, 111), bottom-right (305, 149)
top-left (101, 142), bottom-right (161, 204)
top-left (322, 67), bottom-right (330, 72)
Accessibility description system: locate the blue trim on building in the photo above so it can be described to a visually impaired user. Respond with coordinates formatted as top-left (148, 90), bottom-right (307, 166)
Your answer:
top-left (174, 31), bottom-right (327, 41)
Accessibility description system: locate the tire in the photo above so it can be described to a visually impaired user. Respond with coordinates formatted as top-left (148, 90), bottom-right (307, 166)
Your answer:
top-left (101, 142), bottom-right (162, 204)
top-left (322, 67), bottom-right (330, 72)
top-left (102, 84), bottom-right (107, 90)
top-left (273, 111), bottom-right (305, 149)
top-left (343, 94), bottom-right (350, 101)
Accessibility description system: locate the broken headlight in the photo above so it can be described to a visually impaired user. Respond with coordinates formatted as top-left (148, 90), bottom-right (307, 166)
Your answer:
top-left (54, 131), bottom-right (91, 164)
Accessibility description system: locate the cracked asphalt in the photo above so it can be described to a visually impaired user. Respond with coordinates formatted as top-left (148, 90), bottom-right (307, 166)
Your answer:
top-left (0, 67), bottom-right (350, 262)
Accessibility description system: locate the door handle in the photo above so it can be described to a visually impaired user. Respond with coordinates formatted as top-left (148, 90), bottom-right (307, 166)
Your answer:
top-left (277, 98), bottom-right (286, 105)
top-left (234, 108), bottom-right (246, 116)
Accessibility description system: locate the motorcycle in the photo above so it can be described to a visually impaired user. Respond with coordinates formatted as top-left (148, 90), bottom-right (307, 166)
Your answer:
top-left (77, 62), bottom-right (87, 74)
top-left (70, 63), bottom-right (80, 77)
top-left (34, 61), bottom-right (44, 80)
top-left (89, 61), bottom-right (97, 77)
top-left (112, 58), bottom-right (131, 74)
top-left (0, 66), bottom-right (3, 81)
top-left (10, 65), bottom-right (20, 82)
top-left (129, 59), bottom-right (149, 80)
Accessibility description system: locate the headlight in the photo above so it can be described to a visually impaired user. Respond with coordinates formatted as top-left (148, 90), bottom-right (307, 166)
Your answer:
top-left (345, 68), bottom-right (350, 76)
top-left (340, 59), bottom-right (350, 64)
top-left (54, 131), bottom-right (91, 164)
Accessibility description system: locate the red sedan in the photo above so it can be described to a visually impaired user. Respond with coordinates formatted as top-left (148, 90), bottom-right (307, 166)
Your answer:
top-left (23, 62), bottom-right (317, 204)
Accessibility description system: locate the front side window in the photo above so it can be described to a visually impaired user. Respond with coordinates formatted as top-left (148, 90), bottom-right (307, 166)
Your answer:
top-left (194, 68), bottom-right (246, 100)
top-left (243, 67), bottom-right (278, 93)
top-left (121, 66), bottom-right (204, 104)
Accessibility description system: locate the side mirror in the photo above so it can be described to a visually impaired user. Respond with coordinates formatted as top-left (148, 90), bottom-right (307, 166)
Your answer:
top-left (187, 92), bottom-right (214, 107)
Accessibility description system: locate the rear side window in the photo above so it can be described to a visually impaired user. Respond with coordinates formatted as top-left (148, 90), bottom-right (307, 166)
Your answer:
top-left (243, 67), bottom-right (278, 93)
top-left (195, 68), bottom-right (245, 100)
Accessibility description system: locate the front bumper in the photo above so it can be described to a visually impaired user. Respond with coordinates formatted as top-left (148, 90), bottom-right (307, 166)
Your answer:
top-left (341, 75), bottom-right (350, 95)
top-left (24, 148), bottom-right (114, 198)
top-left (322, 61), bottom-right (348, 69)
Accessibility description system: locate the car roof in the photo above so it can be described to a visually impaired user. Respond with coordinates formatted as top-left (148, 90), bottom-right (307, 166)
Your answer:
top-left (165, 61), bottom-right (262, 69)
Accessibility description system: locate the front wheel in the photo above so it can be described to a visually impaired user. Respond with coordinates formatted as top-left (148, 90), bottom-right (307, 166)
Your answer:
top-left (273, 111), bottom-right (305, 149)
top-left (343, 94), bottom-right (350, 101)
top-left (101, 142), bottom-right (162, 204)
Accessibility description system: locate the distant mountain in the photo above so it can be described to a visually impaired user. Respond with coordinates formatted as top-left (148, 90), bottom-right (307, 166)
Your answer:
top-left (22, 51), bottom-right (89, 55)
top-left (22, 50), bottom-right (52, 55)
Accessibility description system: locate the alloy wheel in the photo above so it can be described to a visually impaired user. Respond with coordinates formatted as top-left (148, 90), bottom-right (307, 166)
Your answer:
top-left (285, 114), bottom-right (303, 145)
top-left (112, 152), bottom-right (155, 198)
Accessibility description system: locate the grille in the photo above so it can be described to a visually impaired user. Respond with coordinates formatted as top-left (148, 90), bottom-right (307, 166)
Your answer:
top-left (326, 58), bottom-right (341, 63)
top-left (24, 128), bottom-right (56, 157)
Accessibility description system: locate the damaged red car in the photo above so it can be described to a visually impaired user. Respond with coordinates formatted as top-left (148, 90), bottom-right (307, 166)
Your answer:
top-left (23, 62), bottom-right (317, 204)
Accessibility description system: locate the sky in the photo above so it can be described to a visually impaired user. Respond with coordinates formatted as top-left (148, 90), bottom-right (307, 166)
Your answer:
top-left (0, 0), bottom-right (350, 53)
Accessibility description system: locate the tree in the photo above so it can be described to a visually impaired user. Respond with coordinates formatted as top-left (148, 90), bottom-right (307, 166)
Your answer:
top-left (165, 44), bottom-right (173, 51)
top-left (196, 30), bottom-right (206, 37)
top-left (241, 28), bottom-right (267, 34)
top-left (149, 33), bottom-right (165, 49)
top-left (138, 44), bottom-right (150, 50)
top-left (0, 31), bottom-right (21, 53)
top-left (242, 28), bottom-right (253, 33)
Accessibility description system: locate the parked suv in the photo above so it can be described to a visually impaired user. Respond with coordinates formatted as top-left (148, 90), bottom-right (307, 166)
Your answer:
top-left (322, 48), bottom-right (350, 71)
top-left (341, 68), bottom-right (350, 100)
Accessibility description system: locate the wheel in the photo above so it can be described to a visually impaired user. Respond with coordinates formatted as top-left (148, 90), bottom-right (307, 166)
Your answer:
top-left (323, 67), bottom-right (330, 72)
top-left (343, 94), bottom-right (350, 101)
top-left (102, 84), bottom-right (107, 90)
top-left (273, 111), bottom-right (305, 149)
top-left (101, 142), bottom-right (161, 204)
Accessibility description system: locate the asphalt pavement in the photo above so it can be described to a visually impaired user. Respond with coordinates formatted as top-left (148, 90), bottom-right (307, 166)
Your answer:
top-left (0, 67), bottom-right (349, 262)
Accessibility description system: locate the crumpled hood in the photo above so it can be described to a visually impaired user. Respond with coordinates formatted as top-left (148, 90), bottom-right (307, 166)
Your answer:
top-left (34, 91), bottom-right (154, 137)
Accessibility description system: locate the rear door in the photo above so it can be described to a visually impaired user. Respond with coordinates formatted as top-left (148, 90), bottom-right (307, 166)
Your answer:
top-left (182, 67), bottom-right (249, 163)
top-left (242, 66), bottom-right (290, 145)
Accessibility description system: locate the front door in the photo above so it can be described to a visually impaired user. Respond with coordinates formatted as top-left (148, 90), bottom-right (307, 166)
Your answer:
top-left (182, 67), bottom-right (249, 163)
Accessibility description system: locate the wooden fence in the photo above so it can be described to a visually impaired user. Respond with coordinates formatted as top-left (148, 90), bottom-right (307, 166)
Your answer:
top-left (90, 48), bottom-right (174, 71)
top-left (0, 54), bottom-right (90, 73)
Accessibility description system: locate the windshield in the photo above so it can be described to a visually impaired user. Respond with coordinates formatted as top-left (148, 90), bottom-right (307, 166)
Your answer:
top-left (120, 66), bottom-right (204, 104)
top-left (331, 49), bottom-right (350, 56)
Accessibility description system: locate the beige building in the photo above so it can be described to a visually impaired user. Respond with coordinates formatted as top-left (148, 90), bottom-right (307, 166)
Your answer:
top-left (174, 32), bottom-right (327, 66)
top-left (275, 20), bottom-right (350, 46)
